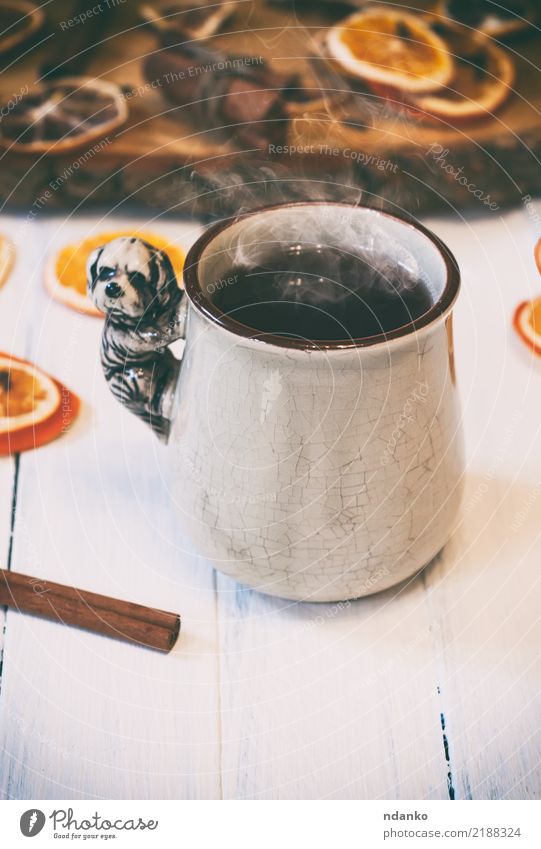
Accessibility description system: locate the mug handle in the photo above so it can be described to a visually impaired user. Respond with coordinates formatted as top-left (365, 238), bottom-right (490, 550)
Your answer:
top-left (87, 237), bottom-right (186, 441)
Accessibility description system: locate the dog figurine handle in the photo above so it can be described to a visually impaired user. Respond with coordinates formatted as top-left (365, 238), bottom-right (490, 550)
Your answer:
top-left (87, 237), bottom-right (187, 441)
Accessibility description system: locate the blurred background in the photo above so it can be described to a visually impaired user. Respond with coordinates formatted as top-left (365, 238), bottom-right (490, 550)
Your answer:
top-left (1, 0), bottom-right (540, 218)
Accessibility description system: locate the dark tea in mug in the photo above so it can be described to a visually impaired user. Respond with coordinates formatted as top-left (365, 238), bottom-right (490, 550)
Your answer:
top-left (210, 243), bottom-right (434, 342)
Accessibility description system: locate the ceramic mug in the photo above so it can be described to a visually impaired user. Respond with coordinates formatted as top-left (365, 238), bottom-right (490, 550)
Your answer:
top-left (87, 202), bottom-right (464, 601)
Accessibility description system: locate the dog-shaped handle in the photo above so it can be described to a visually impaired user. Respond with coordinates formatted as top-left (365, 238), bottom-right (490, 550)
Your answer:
top-left (87, 237), bottom-right (186, 440)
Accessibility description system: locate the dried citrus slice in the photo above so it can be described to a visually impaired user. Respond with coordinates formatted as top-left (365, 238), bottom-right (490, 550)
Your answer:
top-left (0, 235), bottom-right (15, 289)
top-left (513, 299), bottom-right (541, 358)
top-left (139, 0), bottom-right (238, 39)
top-left (0, 353), bottom-right (79, 455)
top-left (0, 0), bottom-right (44, 56)
top-left (535, 238), bottom-right (541, 276)
top-left (327, 9), bottom-right (453, 94)
top-left (0, 76), bottom-right (127, 155)
top-left (436, 0), bottom-right (532, 37)
top-left (45, 230), bottom-right (185, 316)
top-left (408, 22), bottom-right (514, 121)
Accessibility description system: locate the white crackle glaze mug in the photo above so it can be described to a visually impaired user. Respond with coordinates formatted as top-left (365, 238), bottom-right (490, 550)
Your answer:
top-left (88, 202), bottom-right (464, 602)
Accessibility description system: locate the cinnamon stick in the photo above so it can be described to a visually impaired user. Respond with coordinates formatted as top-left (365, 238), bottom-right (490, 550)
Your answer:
top-left (0, 570), bottom-right (180, 653)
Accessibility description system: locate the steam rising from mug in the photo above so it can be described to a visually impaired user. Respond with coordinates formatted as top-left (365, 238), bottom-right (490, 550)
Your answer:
top-left (201, 206), bottom-right (440, 341)
top-left (229, 207), bottom-right (428, 301)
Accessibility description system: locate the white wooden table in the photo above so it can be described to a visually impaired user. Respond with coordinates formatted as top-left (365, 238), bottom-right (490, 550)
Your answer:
top-left (1, 203), bottom-right (541, 800)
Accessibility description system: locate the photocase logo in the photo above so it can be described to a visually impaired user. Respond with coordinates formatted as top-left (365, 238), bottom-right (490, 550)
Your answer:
top-left (20, 810), bottom-right (46, 837)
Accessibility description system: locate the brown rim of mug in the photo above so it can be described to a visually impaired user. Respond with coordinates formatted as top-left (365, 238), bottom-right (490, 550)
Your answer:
top-left (182, 201), bottom-right (461, 351)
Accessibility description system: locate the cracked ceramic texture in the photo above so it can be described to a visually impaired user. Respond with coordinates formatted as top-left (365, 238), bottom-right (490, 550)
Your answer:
top-left (164, 203), bottom-right (463, 601)
top-left (91, 204), bottom-right (463, 602)
top-left (169, 308), bottom-right (463, 602)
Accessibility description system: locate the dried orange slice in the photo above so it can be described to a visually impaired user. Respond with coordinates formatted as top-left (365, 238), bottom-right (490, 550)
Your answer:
top-left (45, 230), bottom-right (185, 316)
top-left (436, 0), bottom-right (533, 37)
top-left (0, 235), bottom-right (15, 289)
top-left (327, 9), bottom-right (453, 94)
top-left (0, 77), bottom-right (127, 155)
top-left (0, 0), bottom-right (44, 56)
top-left (514, 239), bottom-right (541, 357)
top-left (514, 299), bottom-right (541, 358)
top-left (408, 22), bottom-right (514, 122)
top-left (139, 0), bottom-right (238, 39)
top-left (535, 238), bottom-right (541, 276)
top-left (0, 353), bottom-right (79, 455)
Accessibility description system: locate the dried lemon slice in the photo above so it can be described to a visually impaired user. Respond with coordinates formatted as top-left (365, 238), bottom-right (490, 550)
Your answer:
top-left (0, 76), bottom-right (127, 155)
top-left (409, 22), bottom-right (515, 121)
top-left (514, 299), bottom-right (541, 358)
top-left (0, 353), bottom-right (79, 455)
top-left (0, 0), bottom-right (44, 56)
top-left (436, 0), bottom-right (533, 38)
top-left (0, 235), bottom-right (15, 289)
top-left (514, 240), bottom-right (541, 358)
top-left (327, 9), bottom-right (454, 94)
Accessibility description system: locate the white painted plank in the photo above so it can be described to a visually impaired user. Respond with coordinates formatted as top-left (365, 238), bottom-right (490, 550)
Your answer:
top-left (217, 569), bottom-right (448, 799)
top-left (0, 463), bottom-right (14, 561)
top-left (421, 207), bottom-right (541, 799)
top-left (0, 459), bottom-right (16, 701)
top-left (0, 214), bottom-right (40, 742)
top-left (2, 203), bottom-right (541, 800)
top-left (0, 215), bottom-right (221, 799)
top-left (217, 206), bottom-right (541, 800)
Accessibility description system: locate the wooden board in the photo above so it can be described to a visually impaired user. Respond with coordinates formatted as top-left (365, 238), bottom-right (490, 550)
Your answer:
top-left (0, 1), bottom-right (540, 215)
top-left (1, 203), bottom-right (541, 799)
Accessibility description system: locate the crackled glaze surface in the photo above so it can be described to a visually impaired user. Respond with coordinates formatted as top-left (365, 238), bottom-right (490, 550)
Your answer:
top-left (167, 204), bottom-right (464, 601)
top-left (169, 310), bottom-right (463, 601)
top-left (90, 204), bottom-right (464, 601)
